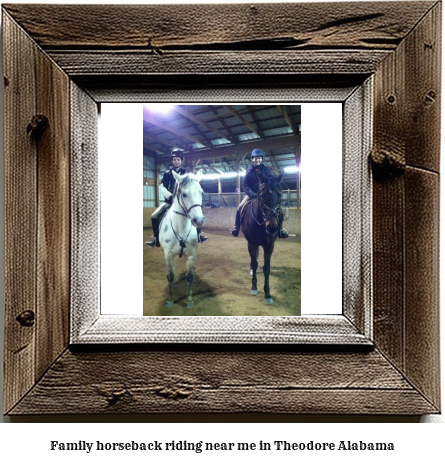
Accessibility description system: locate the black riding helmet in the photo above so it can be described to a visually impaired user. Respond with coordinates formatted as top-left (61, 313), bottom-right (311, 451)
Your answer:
top-left (171, 149), bottom-right (185, 160)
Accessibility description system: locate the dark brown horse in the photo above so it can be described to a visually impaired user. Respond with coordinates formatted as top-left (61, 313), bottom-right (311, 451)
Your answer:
top-left (240, 173), bottom-right (284, 304)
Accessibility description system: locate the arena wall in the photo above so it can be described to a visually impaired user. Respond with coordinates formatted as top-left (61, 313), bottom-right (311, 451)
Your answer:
top-left (144, 207), bottom-right (301, 235)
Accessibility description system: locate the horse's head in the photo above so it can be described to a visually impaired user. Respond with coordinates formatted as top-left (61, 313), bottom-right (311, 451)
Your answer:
top-left (259, 172), bottom-right (283, 234)
top-left (172, 169), bottom-right (206, 227)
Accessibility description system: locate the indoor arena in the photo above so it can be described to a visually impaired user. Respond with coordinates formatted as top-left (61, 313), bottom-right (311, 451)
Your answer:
top-left (143, 104), bottom-right (301, 316)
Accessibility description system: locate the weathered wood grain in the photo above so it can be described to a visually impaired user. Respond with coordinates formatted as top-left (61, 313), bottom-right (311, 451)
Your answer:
top-left (371, 9), bottom-right (407, 372)
top-left (2, 2), bottom-right (435, 49)
top-left (2, 2), bottom-right (441, 416)
top-left (8, 349), bottom-right (438, 415)
top-left (82, 78), bottom-right (361, 105)
top-left (3, 1), bottom-right (434, 79)
top-left (3, 12), bottom-right (38, 414)
top-left (46, 50), bottom-right (391, 76)
top-left (343, 81), bottom-right (372, 336)
top-left (35, 37), bottom-right (71, 381)
top-left (371, 2), bottom-right (441, 412)
top-left (404, 167), bottom-right (440, 408)
top-left (3, 10), bottom-right (72, 412)
top-left (73, 316), bottom-right (370, 345)
top-left (70, 83), bottom-right (100, 338)
top-left (404, 2), bottom-right (441, 172)
top-left (372, 2), bottom-right (441, 172)
top-left (372, 175), bottom-right (405, 369)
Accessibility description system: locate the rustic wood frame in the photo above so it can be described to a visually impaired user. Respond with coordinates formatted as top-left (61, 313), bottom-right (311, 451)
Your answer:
top-left (2, 2), bottom-right (441, 415)
top-left (72, 84), bottom-right (372, 345)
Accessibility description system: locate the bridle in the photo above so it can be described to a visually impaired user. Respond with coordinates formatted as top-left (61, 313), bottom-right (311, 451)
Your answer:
top-left (170, 178), bottom-right (203, 257)
top-left (252, 179), bottom-right (281, 227)
top-left (173, 179), bottom-right (203, 219)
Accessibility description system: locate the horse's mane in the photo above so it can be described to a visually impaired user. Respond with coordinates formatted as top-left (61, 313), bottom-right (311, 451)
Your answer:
top-left (261, 175), bottom-right (282, 194)
top-left (171, 174), bottom-right (192, 199)
top-left (172, 180), bottom-right (179, 199)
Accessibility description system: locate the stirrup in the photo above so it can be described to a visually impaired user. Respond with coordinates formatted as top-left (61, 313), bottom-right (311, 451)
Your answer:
top-left (199, 234), bottom-right (208, 243)
top-left (231, 227), bottom-right (239, 237)
top-left (278, 229), bottom-right (289, 239)
top-left (145, 238), bottom-right (157, 248)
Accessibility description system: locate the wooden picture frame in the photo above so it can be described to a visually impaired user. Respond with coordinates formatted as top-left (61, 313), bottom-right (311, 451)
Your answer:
top-left (2, 2), bottom-right (441, 415)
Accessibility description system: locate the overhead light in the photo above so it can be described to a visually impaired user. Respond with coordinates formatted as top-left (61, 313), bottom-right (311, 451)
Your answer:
top-left (284, 166), bottom-right (300, 173)
top-left (201, 173), bottom-right (220, 180)
top-left (220, 172), bottom-right (241, 179)
top-left (143, 103), bottom-right (172, 114)
top-left (201, 172), bottom-right (245, 180)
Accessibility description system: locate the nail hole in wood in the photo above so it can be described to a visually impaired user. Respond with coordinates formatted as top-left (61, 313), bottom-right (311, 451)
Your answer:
top-left (16, 310), bottom-right (35, 327)
top-left (425, 90), bottom-right (436, 105)
top-left (26, 115), bottom-right (49, 141)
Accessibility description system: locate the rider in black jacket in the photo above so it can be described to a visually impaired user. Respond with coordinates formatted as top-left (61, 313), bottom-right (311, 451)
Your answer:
top-left (231, 149), bottom-right (288, 238)
top-left (146, 149), bottom-right (208, 247)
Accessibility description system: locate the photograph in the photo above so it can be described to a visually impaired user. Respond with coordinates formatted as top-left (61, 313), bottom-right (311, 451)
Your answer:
top-left (142, 104), bottom-right (301, 316)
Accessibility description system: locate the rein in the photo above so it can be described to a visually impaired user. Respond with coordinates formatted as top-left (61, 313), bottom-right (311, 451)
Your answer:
top-left (170, 179), bottom-right (202, 257)
top-left (170, 217), bottom-right (192, 258)
top-left (251, 179), bottom-right (280, 227)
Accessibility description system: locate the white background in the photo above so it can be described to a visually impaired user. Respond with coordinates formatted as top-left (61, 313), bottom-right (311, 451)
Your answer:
top-left (0, 0), bottom-right (444, 460)
top-left (100, 104), bottom-right (142, 314)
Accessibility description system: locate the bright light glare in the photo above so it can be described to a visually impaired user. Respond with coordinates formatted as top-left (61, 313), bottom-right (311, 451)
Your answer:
top-left (144, 103), bottom-right (172, 114)
top-left (284, 166), bottom-right (300, 173)
top-left (202, 172), bottom-right (245, 180)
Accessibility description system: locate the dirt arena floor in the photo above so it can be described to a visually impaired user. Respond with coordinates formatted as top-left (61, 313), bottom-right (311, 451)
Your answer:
top-left (143, 227), bottom-right (301, 316)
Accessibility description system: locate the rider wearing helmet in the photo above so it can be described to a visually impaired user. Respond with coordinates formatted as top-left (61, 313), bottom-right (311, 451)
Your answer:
top-left (231, 148), bottom-right (288, 239)
top-left (146, 149), bottom-right (208, 247)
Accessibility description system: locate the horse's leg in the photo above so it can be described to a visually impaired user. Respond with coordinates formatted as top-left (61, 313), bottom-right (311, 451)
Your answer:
top-left (248, 242), bottom-right (259, 295)
top-left (185, 247), bottom-right (197, 309)
top-left (164, 251), bottom-right (176, 307)
top-left (263, 241), bottom-right (276, 304)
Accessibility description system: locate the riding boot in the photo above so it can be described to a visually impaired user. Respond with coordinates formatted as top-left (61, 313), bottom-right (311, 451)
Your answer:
top-left (145, 217), bottom-right (159, 248)
top-left (231, 209), bottom-right (241, 237)
top-left (197, 228), bottom-right (208, 243)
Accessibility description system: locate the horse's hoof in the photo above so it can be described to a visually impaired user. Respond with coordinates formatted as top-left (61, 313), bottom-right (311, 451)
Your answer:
top-left (186, 302), bottom-right (194, 309)
top-left (251, 290), bottom-right (258, 296)
top-left (165, 300), bottom-right (174, 308)
top-left (265, 297), bottom-right (273, 305)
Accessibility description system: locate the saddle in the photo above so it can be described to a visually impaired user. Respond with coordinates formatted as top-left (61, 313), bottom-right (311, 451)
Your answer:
top-left (153, 206), bottom-right (170, 247)
top-left (240, 199), bottom-right (252, 223)
top-left (158, 206), bottom-right (169, 226)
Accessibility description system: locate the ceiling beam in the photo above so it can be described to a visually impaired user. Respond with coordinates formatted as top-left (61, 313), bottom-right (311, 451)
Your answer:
top-left (143, 134), bottom-right (188, 152)
top-left (172, 105), bottom-right (234, 143)
top-left (277, 105), bottom-right (295, 132)
top-left (208, 105), bottom-right (236, 140)
top-left (223, 105), bottom-right (264, 139)
top-left (156, 134), bottom-right (300, 164)
top-left (193, 159), bottom-right (222, 174)
top-left (245, 107), bottom-right (266, 139)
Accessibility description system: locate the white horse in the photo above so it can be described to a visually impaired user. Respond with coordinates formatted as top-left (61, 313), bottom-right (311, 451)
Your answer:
top-left (158, 170), bottom-right (205, 308)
